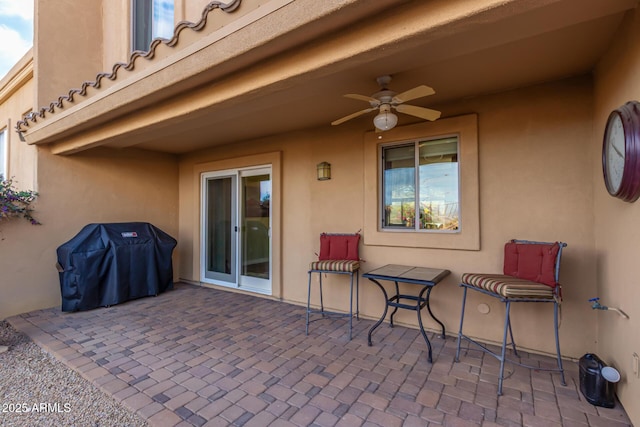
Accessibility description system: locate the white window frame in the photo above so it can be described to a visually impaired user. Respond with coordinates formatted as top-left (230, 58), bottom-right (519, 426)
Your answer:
top-left (199, 165), bottom-right (273, 296)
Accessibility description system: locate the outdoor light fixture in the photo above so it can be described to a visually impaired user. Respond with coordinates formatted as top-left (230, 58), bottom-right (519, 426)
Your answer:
top-left (317, 162), bottom-right (331, 180)
top-left (373, 104), bottom-right (398, 131)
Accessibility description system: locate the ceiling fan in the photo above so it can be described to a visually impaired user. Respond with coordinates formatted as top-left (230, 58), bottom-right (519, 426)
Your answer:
top-left (331, 75), bottom-right (441, 131)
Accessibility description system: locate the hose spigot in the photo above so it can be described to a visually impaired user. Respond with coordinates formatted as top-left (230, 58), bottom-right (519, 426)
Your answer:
top-left (589, 297), bottom-right (629, 319)
top-left (589, 297), bottom-right (606, 310)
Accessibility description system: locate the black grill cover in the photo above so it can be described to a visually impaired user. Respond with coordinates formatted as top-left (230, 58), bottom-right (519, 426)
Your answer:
top-left (56, 222), bottom-right (177, 312)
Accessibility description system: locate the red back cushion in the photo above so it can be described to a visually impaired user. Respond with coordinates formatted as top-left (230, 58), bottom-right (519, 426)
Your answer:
top-left (318, 234), bottom-right (360, 261)
top-left (503, 241), bottom-right (560, 287)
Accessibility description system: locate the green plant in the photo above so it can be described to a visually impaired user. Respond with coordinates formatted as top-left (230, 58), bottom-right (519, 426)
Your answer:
top-left (0, 176), bottom-right (40, 225)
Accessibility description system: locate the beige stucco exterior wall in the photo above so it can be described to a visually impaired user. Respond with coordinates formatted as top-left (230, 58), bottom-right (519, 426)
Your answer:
top-left (102, 0), bottom-right (130, 69)
top-left (593, 8), bottom-right (640, 423)
top-left (178, 76), bottom-right (596, 360)
top-left (0, 146), bottom-right (179, 320)
top-left (0, 55), bottom-right (37, 188)
top-left (178, 0), bottom-right (267, 23)
top-left (4, 0), bottom-right (637, 422)
top-left (0, 52), bottom-right (42, 318)
top-left (34, 0), bottom-right (104, 108)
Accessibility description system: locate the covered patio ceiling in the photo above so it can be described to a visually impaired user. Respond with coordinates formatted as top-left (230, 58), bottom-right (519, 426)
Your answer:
top-left (27, 0), bottom-right (639, 155)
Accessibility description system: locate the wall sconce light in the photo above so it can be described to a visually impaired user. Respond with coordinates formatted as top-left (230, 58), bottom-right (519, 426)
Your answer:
top-left (317, 161), bottom-right (331, 181)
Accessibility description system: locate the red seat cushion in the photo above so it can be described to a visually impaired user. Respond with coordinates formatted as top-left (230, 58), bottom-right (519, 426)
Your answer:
top-left (318, 233), bottom-right (360, 261)
top-left (503, 242), bottom-right (560, 287)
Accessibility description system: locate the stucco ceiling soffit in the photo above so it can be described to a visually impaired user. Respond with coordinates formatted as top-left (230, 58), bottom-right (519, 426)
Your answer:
top-left (46, 0), bottom-right (544, 155)
top-left (407, 0), bottom-right (638, 66)
top-left (21, 0), bottom-right (639, 155)
top-left (18, 0), bottom-right (369, 147)
top-left (16, 0), bottom-right (579, 149)
top-left (17, 0), bottom-right (403, 147)
top-left (0, 53), bottom-right (33, 105)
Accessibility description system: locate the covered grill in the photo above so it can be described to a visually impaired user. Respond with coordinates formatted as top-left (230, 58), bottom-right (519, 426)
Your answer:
top-left (56, 222), bottom-right (177, 312)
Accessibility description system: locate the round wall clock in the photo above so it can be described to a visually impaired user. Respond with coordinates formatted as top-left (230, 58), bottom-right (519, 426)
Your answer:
top-left (602, 101), bottom-right (640, 202)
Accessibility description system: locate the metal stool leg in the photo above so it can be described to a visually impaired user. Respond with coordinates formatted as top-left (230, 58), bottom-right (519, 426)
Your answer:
top-left (306, 271), bottom-right (312, 335)
top-left (356, 271), bottom-right (360, 320)
top-left (498, 301), bottom-right (512, 395)
top-left (507, 315), bottom-right (519, 357)
top-left (455, 287), bottom-right (468, 362)
top-left (306, 269), bottom-right (359, 340)
top-left (319, 274), bottom-right (324, 315)
top-left (554, 300), bottom-right (566, 385)
top-left (348, 272), bottom-right (354, 340)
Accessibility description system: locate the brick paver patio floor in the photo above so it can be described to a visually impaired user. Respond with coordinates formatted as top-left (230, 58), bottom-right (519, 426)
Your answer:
top-left (7, 283), bottom-right (633, 427)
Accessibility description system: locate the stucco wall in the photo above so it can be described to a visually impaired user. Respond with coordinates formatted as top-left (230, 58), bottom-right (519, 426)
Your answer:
top-left (34, 0), bottom-right (104, 108)
top-left (0, 55), bottom-right (41, 318)
top-left (0, 146), bottom-right (179, 320)
top-left (102, 0), bottom-right (130, 69)
top-left (178, 76), bottom-right (596, 360)
top-left (593, 8), bottom-right (640, 424)
top-left (0, 66), bottom-right (37, 189)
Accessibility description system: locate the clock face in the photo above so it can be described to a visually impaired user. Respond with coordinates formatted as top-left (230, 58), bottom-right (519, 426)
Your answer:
top-left (602, 101), bottom-right (640, 202)
top-left (604, 114), bottom-right (625, 194)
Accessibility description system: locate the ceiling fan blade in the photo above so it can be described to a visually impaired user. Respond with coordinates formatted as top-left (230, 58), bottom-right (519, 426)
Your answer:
top-left (392, 85), bottom-right (435, 104)
top-left (344, 94), bottom-right (380, 105)
top-left (331, 107), bottom-right (377, 126)
top-left (395, 104), bottom-right (441, 121)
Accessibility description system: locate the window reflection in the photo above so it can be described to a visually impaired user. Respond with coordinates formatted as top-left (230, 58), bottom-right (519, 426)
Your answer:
top-left (382, 137), bottom-right (459, 231)
top-left (132, 0), bottom-right (174, 52)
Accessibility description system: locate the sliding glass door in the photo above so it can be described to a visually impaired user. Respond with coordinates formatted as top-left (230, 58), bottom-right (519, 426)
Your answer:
top-left (202, 166), bottom-right (271, 294)
top-left (203, 174), bottom-right (237, 283)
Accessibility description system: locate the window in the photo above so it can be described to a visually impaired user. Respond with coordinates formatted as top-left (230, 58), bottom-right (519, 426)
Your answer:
top-left (0, 128), bottom-right (7, 179)
top-left (132, 0), bottom-right (174, 52)
top-left (382, 137), bottom-right (459, 231)
top-left (364, 114), bottom-right (479, 250)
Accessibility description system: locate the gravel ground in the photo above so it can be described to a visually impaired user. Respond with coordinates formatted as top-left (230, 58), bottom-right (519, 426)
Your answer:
top-left (0, 321), bottom-right (147, 427)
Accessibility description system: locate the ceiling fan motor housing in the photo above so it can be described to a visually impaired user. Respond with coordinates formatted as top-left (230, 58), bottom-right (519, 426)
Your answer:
top-left (371, 90), bottom-right (396, 106)
top-left (376, 75), bottom-right (393, 88)
top-left (331, 74), bottom-right (441, 129)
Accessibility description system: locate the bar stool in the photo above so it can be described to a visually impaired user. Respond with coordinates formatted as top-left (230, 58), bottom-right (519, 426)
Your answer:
top-left (306, 233), bottom-right (361, 340)
top-left (455, 239), bottom-right (567, 395)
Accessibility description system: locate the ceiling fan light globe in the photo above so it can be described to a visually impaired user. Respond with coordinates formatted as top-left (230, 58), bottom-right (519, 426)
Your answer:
top-left (373, 111), bottom-right (398, 131)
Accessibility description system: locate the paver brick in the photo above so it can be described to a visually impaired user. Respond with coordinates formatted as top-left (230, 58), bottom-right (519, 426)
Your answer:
top-left (289, 405), bottom-right (321, 426)
top-left (534, 397), bottom-right (562, 421)
top-left (222, 388), bottom-right (246, 404)
top-left (366, 408), bottom-right (404, 427)
top-left (458, 401), bottom-right (485, 423)
top-left (335, 413), bottom-right (364, 427)
top-left (388, 395), bottom-right (423, 416)
top-left (181, 395), bottom-right (209, 413)
top-left (148, 408), bottom-right (182, 427)
top-left (123, 391), bottom-right (154, 411)
top-left (7, 283), bottom-right (634, 427)
top-left (266, 400), bottom-right (291, 418)
top-left (165, 390), bottom-right (199, 411)
top-left (437, 393), bottom-right (462, 414)
top-left (522, 412), bottom-right (563, 427)
top-left (357, 392), bottom-right (388, 411)
top-left (197, 399), bottom-right (232, 419)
